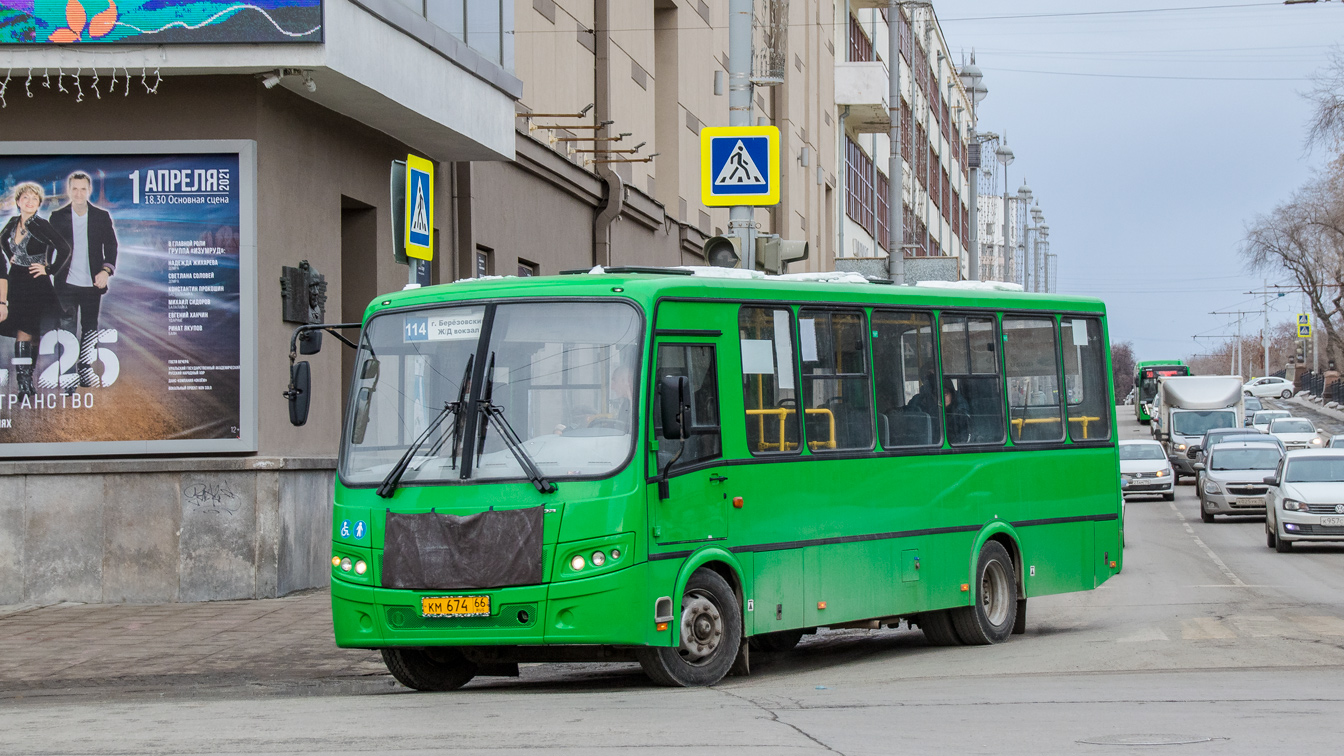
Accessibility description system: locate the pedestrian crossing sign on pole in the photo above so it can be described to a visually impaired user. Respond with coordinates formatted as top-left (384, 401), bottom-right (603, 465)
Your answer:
top-left (1298, 313), bottom-right (1312, 338)
top-left (700, 126), bottom-right (780, 207)
top-left (404, 154), bottom-right (434, 261)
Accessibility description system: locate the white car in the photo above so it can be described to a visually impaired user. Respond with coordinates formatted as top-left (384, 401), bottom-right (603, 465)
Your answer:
top-left (1243, 376), bottom-right (1295, 399)
top-left (1265, 450), bottom-right (1344, 552)
top-left (1268, 417), bottom-right (1323, 451)
top-left (1328, 434), bottom-right (1344, 448)
top-left (1120, 439), bottom-right (1175, 501)
top-left (1252, 410), bottom-right (1291, 433)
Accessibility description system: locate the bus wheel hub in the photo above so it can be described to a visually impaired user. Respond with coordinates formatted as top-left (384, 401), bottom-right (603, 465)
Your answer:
top-left (679, 593), bottom-right (723, 662)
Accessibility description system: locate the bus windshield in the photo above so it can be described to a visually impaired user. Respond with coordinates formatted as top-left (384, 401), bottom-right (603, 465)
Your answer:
top-left (340, 301), bottom-right (643, 486)
top-left (1171, 409), bottom-right (1236, 437)
top-left (1138, 365), bottom-right (1189, 403)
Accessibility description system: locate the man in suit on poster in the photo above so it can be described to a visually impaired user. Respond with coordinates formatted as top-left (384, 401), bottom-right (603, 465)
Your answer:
top-left (50, 171), bottom-right (118, 388)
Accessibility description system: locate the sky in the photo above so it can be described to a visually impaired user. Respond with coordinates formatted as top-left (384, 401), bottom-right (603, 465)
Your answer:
top-left (932, 0), bottom-right (1344, 368)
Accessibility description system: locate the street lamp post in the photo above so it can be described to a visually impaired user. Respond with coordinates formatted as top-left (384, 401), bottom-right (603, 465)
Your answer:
top-left (1044, 247), bottom-right (1055, 293)
top-left (1029, 204), bottom-right (1043, 292)
top-left (958, 57), bottom-right (987, 281)
top-left (995, 143), bottom-right (1014, 283)
top-left (1016, 182), bottom-right (1032, 288)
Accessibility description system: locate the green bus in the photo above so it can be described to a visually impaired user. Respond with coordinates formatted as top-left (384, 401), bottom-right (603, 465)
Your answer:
top-left (1133, 360), bottom-right (1190, 424)
top-left (292, 268), bottom-right (1122, 690)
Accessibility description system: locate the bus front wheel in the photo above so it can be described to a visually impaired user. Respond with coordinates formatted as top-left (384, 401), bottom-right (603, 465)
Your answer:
top-left (951, 541), bottom-right (1018, 645)
top-left (381, 647), bottom-right (477, 691)
top-left (638, 569), bottom-right (742, 687)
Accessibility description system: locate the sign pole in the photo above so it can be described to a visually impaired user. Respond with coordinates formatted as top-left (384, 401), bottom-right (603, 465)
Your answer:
top-left (728, 0), bottom-right (755, 269)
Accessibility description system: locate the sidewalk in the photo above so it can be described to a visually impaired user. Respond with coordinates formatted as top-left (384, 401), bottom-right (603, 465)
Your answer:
top-left (0, 589), bottom-right (397, 703)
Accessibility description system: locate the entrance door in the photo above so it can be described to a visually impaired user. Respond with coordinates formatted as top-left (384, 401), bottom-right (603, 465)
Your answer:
top-left (648, 341), bottom-right (729, 545)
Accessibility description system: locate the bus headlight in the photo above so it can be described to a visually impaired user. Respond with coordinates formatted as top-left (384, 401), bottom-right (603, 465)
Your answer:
top-left (591, 551), bottom-right (606, 567)
top-left (354, 560), bottom-right (367, 575)
top-left (340, 558), bottom-right (352, 572)
top-left (570, 555), bottom-right (586, 571)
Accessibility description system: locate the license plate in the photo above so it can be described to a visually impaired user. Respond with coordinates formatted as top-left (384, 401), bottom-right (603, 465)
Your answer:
top-left (421, 595), bottom-right (490, 617)
top-left (1322, 517), bottom-right (1344, 528)
top-left (1236, 498), bottom-right (1265, 508)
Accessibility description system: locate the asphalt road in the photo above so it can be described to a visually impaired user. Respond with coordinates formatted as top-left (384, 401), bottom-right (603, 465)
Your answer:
top-left (6, 408), bottom-right (1344, 755)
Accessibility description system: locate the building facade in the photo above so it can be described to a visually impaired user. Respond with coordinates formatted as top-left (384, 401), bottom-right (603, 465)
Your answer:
top-left (0, 0), bottom-right (518, 604)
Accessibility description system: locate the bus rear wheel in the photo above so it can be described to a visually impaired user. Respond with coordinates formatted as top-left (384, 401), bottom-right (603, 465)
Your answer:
top-left (916, 610), bottom-right (963, 646)
top-left (951, 541), bottom-right (1018, 645)
top-left (637, 569), bottom-right (742, 687)
top-left (381, 647), bottom-right (478, 691)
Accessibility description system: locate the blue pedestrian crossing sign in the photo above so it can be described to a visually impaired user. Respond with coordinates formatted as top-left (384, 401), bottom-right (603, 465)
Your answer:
top-left (1298, 313), bottom-right (1312, 338)
top-left (404, 154), bottom-right (434, 261)
top-left (701, 125), bottom-right (780, 207)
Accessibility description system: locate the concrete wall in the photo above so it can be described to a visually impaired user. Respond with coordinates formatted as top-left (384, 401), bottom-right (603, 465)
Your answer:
top-left (0, 459), bottom-right (333, 605)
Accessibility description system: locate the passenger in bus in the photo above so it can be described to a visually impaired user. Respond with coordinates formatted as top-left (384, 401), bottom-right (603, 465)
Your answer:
top-left (944, 379), bottom-right (972, 444)
top-left (905, 372), bottom-right (939, 416)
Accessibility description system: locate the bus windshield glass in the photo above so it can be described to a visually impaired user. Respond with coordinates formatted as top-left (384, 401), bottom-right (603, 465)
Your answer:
top-left (1171, 409), bottom-right (1236, 437)
top-left (1138, 365), bottom-right (1189, 403)
top-left (340, 301), bottom-right (642, 486)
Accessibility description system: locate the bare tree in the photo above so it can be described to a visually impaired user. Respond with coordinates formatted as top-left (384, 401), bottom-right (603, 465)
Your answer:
top-left (1306, 47), bottom-right (1344, 156)
top-left (1241, 168), bottom-right (1344, 369)
top-left (1111, 341), bottom-right (1135, 399)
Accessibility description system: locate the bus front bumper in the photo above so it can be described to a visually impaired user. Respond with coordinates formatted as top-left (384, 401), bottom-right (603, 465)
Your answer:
top-left (331, 563), bottom-right (654, 649)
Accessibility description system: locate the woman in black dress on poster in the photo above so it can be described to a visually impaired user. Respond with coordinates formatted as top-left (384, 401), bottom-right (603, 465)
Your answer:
top-left (0, 182), bottom-right (72, 398)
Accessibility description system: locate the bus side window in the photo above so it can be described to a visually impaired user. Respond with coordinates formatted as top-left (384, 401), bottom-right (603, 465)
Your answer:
top-left (798, 308), bottom-right (873, 451)
top-left (871, 310), bottom-right (942, 448)
top-left (739, 307), bottom-right (801, 454)
top-left (1004, 316), bottom-right (1064, 443)
top-left (653, 345), bottom-right (723, 470)
top-left (940, 314), bottom-right (1005, 446)
top-left (1062, 318), bottom-right (1112, 441)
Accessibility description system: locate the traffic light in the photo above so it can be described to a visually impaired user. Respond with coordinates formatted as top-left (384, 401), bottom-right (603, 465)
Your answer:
top-left (755, 236), bottom-right (810, 275)
top-left (1296, 342), bottom-right (1306, 364)
top-left (701, 235), bottom-right (742, 268)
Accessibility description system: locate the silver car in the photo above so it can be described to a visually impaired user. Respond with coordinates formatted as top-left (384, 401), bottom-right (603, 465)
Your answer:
top-left (1120, 440), bottom-right (1175, 500)
top-left (1194, 441), bottom-right (1281, 522)
top-left (1265, 450), bottom-right (1344, 552)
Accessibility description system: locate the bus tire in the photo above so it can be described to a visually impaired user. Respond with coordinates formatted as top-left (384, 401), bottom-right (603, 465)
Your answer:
top-left (951, 541), bottom-right (1017, 645)
top-left (916, 610), bottom-right (962, 646)
top-left (380, 647), bottom-right (477, 691)
top-left (749, 629), bottom-right (805, 653)
top-left (637, 569), bottom-right (741, 687)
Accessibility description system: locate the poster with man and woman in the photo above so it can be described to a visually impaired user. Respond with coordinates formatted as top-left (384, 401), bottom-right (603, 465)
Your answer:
top-left (0, 143), bottom-right (254, 454)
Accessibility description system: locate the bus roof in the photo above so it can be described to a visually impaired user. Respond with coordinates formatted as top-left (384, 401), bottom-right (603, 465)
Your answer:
top-left (364, 269), bottom-right (1108, 320)
top-left (1136, 359), bottom-right (1187, 369)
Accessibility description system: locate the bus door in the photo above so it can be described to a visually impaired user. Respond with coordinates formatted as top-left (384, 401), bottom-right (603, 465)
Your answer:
top-left (648, 337), bottom-right (729, 545)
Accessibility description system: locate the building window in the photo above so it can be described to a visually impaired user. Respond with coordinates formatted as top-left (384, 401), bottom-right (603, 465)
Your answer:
top-left (848, 15), bottom-right (873, 63)
top-left (518, 259), bottom-right (538, 277)
top-left (412, 0), bottom-right (512, 70)
top-left (845, 138), bottom-right (876, 237)
top-left (475, 246), bottom-right (493, 278)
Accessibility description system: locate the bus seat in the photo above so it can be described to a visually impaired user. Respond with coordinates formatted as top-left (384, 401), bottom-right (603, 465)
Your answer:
top-left (886, 409), bottom-right (933, 446)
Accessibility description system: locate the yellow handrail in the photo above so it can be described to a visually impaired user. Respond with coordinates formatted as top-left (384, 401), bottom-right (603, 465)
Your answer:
top-left (746, 408), bottom-right (837, 451)
top-left (1009, 414), bottom-right (1102, 439)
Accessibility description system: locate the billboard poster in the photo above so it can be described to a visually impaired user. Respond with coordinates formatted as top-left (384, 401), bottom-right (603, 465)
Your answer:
top-left (0, 141), bottom-right (256, 456)
top-left (0, 1), bottom-right (321, 44)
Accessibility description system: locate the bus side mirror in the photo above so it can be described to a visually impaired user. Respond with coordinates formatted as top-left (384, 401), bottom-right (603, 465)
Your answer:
top-left (659, 375), bottom-right (691, 440)
top-left (286, 361), bottom-right (311, 426)
top-left (298, 329), bottom-right (323, 355)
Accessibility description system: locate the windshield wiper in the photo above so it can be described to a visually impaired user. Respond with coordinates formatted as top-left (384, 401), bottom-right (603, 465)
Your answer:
top-left (475, 353), bottom-right (557, 494)
top-left (377, 356), bottom-right (473, 498)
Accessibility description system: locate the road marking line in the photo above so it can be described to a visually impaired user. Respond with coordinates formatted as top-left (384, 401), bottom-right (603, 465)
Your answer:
top-left (1291, 615), bottom-right (1344, 636)
top-left (1117, 626), bottom-right (1169, 642)
top-left (1168, 500), bottom-right (1246, 587)
top-left (1229, 615), bottom-right (1282, 637)
top-left (1180, 617), bottom-right (1237, 640)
